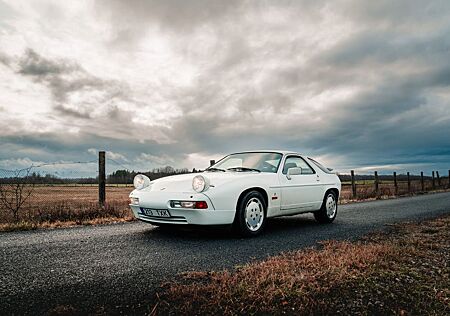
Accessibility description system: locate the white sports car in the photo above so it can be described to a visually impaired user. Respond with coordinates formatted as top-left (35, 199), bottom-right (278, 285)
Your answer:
top-left (129, 151), bottom-right (341, 236)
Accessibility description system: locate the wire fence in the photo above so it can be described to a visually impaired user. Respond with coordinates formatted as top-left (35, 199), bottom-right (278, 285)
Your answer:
top-left (339, 173), bottom-right (450, 201)
top-left (0, 157), bottom-right (193, 226)
top-left (0, 160), bottom-right (129, 225)
top-left (0, 155), bottom-right (449, 227)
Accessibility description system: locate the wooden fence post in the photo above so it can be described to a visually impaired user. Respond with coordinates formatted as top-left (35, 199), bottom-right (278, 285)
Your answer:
top-left (393, 171), bottom-right (398, 195)
top-left (407, 172), bottom-right (411, 193)
top-left (99, 151), bottom-right (106, 208)
top-left (374, 171), bottom-right (379, 197)
top-left (210, 160), bottom-right (215, 167)
top-left (421, 172), bottom-right (424, 192)
top-left (351, 170), bottom-right (357, 199)
top-left (436, 171), bottom-right (440, 188)
top-left (432, 171), bottom-right (435, 190)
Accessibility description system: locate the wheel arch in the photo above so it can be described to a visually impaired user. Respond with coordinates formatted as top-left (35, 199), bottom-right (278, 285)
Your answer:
top-left (324, 187), bottom-right (340, 201)
top-left (236, 187), bottom-right (269, 211)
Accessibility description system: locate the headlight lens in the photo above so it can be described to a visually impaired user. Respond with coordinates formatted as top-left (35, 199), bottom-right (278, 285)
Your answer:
top-left (133, 174), bottom-right (151, 190)
top-left (192, 175), bottom-right (209, 192)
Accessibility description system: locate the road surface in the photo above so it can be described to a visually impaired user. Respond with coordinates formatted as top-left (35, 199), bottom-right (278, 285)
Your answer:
top-left (1, 192), bottom-right (450, 315)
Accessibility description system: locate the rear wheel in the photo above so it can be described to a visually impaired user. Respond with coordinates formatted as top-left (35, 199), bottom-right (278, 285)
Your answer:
top-left (314, 191), bottom-right (338, 223)
top-left (234, 191), bottom-right (267, 237)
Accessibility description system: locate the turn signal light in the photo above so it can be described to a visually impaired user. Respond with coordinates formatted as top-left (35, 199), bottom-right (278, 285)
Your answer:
top-left (195, 201), bottom-right (208, 209)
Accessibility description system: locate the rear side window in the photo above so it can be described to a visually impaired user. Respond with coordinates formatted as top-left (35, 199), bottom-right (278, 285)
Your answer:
top-left (308, 158), bottom-right (334, 174)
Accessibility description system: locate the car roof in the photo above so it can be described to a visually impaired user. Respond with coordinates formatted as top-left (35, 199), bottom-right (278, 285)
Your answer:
top-left (231, 150), bottom-right (302, 156)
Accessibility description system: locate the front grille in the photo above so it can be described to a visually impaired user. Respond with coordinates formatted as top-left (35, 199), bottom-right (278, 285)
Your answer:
top-left (139, 213), bottom-right (188, 224)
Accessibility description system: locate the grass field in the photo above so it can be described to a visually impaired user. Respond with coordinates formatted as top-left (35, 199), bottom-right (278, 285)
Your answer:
top-left (152, 215), bottom-right (450, 315)
top-left (0, 180), bottom-right (448, 231)
top-left (0, 186), bottom-right (133, 230)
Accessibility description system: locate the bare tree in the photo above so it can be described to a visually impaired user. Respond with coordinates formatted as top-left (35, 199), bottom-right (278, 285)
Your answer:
top-left (0, 167), bottom-right (35, 222)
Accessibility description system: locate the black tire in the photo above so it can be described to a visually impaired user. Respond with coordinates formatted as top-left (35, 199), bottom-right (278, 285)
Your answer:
top-left (314, 191), bottom-right (338, 223)
top-left (234, 191), bottom-right (267, 237)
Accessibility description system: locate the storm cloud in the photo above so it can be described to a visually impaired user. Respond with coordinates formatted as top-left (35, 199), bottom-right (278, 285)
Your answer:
top-left (0, 0), bottom-right (449, 174)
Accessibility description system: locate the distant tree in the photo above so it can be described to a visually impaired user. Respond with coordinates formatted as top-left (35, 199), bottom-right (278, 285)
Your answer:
top-left (107, 166), bottom-right (192, 184)
top-left (0, 168), bottom-right (35, 222)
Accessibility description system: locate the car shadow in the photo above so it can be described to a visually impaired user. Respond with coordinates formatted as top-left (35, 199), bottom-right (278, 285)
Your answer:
top-left (131, 215), bottom-right (354, 274)
top-left (139, 213), bottom-right (324, 241)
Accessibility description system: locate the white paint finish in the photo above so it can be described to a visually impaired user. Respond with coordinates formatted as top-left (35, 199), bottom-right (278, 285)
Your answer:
top-left (278, 173), bottom-right (324, 213)
top-left (129, 151), bottom-right (341, 226)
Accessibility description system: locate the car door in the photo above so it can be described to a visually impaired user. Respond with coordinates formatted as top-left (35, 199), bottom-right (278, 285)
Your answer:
top-left (278, 156), bottom-right (324, 214)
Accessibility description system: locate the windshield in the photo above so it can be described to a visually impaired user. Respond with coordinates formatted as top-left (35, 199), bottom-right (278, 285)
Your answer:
top-left (209, 152), bottom-right (283, 173)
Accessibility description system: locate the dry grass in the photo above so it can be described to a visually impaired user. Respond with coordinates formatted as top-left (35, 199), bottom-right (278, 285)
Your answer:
top-left (0, 215), bottom-right (134, 232)
top-left (339, 179), bottom-right (449, 203)
top-left (0, 186), bottom-right (133, 231)
top-left (153, 215), bottom-right (450, 315)
top-left (0, 181), bottom-right (448, 232)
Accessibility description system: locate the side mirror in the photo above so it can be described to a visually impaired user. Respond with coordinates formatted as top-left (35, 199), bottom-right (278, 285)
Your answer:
top-left (287, 167), bottom-right (302, 180)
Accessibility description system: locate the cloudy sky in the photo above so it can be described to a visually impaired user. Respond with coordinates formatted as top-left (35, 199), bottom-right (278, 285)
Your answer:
top-left (0, 0), bottom-right (449, 176)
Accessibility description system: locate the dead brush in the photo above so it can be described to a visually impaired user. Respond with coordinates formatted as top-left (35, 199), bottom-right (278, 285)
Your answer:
top-left (153, 216), bottom-right (450, 315)
top-left (155, 240), bottom-right (400, 315)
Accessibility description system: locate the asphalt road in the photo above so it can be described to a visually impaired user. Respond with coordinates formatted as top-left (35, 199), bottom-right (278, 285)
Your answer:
top-left (1, 192), bottom-right (450, 315)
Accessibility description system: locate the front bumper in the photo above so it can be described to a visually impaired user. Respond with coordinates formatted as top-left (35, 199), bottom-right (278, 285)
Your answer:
top-left (129, 191), bottom-right (235, 225)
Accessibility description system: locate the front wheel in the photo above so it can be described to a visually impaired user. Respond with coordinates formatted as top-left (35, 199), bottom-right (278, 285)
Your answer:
top-left (314, 191), bottom-right (338, 223)
top-left (234, 191), bottom-right (267, 237)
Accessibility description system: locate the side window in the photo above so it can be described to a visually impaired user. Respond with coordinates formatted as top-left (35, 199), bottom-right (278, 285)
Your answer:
top-left (282, 156), bottom-right (315, 175)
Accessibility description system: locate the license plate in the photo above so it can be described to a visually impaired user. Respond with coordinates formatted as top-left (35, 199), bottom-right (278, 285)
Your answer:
top-left (140, 208), bottom-right (171, 218)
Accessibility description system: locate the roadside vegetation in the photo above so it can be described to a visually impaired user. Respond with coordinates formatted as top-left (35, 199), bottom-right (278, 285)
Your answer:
top-left (0, 186), bottom-right (133, 232)
top-left (0, 180), bottom-right (449, 232)
top-left (152, 215), bottom-right (450, 315)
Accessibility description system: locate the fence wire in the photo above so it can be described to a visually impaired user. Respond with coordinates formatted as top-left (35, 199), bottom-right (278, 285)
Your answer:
top-left (0, 160), bottom-right (449, 226)
top-left (0, 161), bottom-right (130, 224)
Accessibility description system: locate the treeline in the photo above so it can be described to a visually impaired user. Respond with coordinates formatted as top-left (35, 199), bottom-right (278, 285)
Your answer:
top-left (0, 167), bottom-right (197, 184)
top-left (337, 173), bottom-right (432, 182)
top-left (107, 167), bottom-right (196, 184)
top-left (0, 169), bottom-right (437, 184)
top-left (0, 172), bottom-right (97, 184)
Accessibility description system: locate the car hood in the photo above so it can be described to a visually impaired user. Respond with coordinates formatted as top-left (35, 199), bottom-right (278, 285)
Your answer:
top-left (146, 172), bottom-right (261, 193)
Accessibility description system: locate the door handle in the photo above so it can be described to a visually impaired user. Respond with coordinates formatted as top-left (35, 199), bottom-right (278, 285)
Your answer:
top-left (316, 174), bottom-right (320, 181)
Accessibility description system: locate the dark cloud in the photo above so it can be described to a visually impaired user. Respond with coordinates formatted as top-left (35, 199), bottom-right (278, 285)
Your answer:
top-left (17, 49), bottom-right (127, 108)
top-left (0, 131), bottom-right (188, 175)
top-left (1, 1), bottom-right (450, 174)
top-left (19, 49), bottom-right (79, 76)
top-left (0, 53), bottom-right (10, 66)
top-left (53, 105), bottom-right (91, 119)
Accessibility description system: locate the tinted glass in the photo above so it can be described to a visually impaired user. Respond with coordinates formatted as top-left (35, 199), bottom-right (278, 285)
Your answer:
top-left (308, 158), bottom-right (334, 174)
top-left (212, 152), bottom-right (283, 173)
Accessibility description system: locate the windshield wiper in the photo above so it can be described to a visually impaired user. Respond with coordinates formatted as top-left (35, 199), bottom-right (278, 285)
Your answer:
top-left (227, 167), bottom-right (261, 173)
top-left (206, 167), bottom-right (226, 172)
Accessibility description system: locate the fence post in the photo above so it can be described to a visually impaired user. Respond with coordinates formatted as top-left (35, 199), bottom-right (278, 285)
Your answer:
top-left (393, 171), bottom-right (398, 196)
top-left (421, 172), bottom-right (424, 192)
top-left (374, 171), bottom-right (379, 197)
top-left (448, 170), bottom-right (450, 189)
top-left (210, 160), bottom-right (215, 167)
top-left (436, 171), bottom-right (440, 188)
top-left (351, 170), bottom-right (356, 199)
top-left (407, 172), bottom-right (411, 193)
top-left (99, 151), bottom-right (106, 208)
top-left (432, 171), bottom-right (435, 190)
